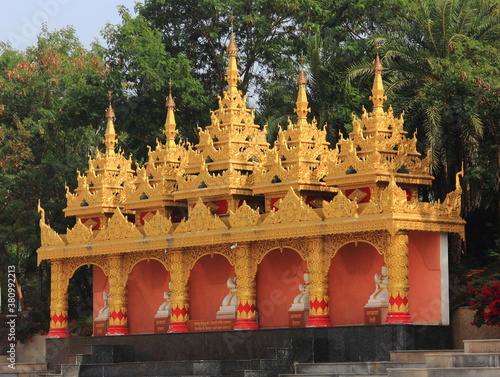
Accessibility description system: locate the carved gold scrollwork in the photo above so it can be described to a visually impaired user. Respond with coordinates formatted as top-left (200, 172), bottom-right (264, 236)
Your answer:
top-left (229, 201), bottom-right (260, 228)
top-left (174, 198), bottom-right (227, 233)
top-left (322, 191), bottom-right (358, 218)
top-left (66, 218), bottom-right (94, 244)
top-left (94, 207), bottom-right (143, 241)
top-left (144, 211), bottom-right (172, 236)
top-left (262, 188), bottom-right (321, 225)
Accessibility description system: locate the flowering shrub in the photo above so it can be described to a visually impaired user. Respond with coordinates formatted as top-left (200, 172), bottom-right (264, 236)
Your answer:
top-left (69, 315), bottom-right (93, 337)
top-left (16, 321), bottom-right (49, 343)
top-left (467, 273), bottom-right (500, 327)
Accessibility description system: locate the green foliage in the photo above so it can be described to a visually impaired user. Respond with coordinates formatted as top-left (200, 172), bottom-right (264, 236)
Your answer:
top-left (69, 315), bottom-right (93, 337)
top-left (0, 27), bottom-right (112, 311)
top-left (102, 7), bottom-right (209, 154)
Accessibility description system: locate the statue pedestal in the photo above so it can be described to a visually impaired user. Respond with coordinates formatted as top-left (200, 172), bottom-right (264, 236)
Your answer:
top-left (288, 310), bottom-right (308, 328)
top-left (93, 319), bottom-right (108, 336)
top-left (154, 317), bottom-right (170, 333)
top-left (216, 305), bottom-right (237, 319)
top-left (364, 306), bottom-right (388, 325)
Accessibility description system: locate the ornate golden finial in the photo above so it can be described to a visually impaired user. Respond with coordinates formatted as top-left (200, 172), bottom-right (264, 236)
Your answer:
top-left (294, 63), bottom-right (310, 126)
top-left (164, 80), bottom-right (177, 148)
top-left (104, 91), bottom-right (117, 157)
top-left (369, 44), bottom-right (387, 115)
top-left (226, 16), bottom-right (239, 94)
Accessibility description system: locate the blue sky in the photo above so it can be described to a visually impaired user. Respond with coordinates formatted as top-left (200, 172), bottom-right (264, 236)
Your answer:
top-left (0, 0), bottom-right (138, 51)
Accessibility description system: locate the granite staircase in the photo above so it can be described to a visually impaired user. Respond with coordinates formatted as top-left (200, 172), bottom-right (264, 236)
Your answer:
top-left (281, 339), bottom-right (500, 377)
top-left (36, 338), bottom-right (311, 377)
top-left (0, 354), bottom-right (49, 377)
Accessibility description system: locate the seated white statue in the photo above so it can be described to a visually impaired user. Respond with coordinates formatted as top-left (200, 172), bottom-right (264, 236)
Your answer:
top-left (216, 277), bottom-right (238, 319)
top-left (366, 265), bottom-right (389, 307)
top-left (289, 273), bottom-right (310, 311)
top-left (95, 292), bottom-right (110, 320)
top-left (155, 281), bottom-right (172, 318)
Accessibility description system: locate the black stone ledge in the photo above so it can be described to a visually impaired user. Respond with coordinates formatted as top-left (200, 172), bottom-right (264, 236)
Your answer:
top-left (45, 325), bottom-right (451, 371)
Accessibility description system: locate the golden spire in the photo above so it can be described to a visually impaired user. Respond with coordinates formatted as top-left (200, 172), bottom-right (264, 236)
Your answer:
top-left (294, 62), bottom-right (310, 127)
top-left (164, 80), bottom-right (177, 148)
top-left (369, 46), bottom-right (387, 116)
top-left (226, 17), bottom-right (239, 95)
top-left (104, 91), bottom-right (117, 157)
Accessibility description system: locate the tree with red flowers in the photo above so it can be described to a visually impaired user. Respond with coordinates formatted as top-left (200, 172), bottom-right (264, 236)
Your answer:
top-left (468, 273), bottom-right (500, 327)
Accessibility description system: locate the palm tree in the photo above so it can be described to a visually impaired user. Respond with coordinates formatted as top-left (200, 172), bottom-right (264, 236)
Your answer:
top-left (351, 0), bottom-right (499, 216)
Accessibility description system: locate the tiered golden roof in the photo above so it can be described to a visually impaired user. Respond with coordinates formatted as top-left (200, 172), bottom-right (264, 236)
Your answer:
top-left (38, 42), bottom-right (465, 261)
top-left (64, 97), bottom-right (135, 228)
top-left (174, 30), bottom-right (268, 213)
top-left (253, 68), bottom-right (335, 210)
top-left (123, 86), bottom-right (188, 221)
top-left (324, 54), bottom-right (433, 200)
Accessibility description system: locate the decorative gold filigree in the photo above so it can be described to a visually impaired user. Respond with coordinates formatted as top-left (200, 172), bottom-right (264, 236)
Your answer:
top-left (144, 211), bottom-right (172, 237)
top-left (229, 201), bottom-right (261, 228)
top-left (323, 191), bottom-right (358, 218)
top-left (94, 207), bottom-right (143, 242)
top-left (66, 218), bottom-right (94, 244)
top-left (262, 188), bottom-right (321, 225)
top-left (38, 202), bottom-right (65, 247)
top-left (173, 198), bottom-right (227, 233)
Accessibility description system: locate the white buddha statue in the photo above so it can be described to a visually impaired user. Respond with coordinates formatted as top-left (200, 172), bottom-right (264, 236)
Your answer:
top-left (95, 291), bottom-right (110, 320)
top-left (155, 281), bottom-right (172, 318)
top-left (289, 273), bottom-right (310, 311)
top-left (216, 276), bottom-right (238, 319)
top-left (366, 265), bottom-right (389, 307)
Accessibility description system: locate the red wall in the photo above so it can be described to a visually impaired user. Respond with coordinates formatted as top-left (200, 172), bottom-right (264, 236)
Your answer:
top-left (189, 254), bottom-right (234, 321)
top-left (408, 231), bottom-right (442, 323)
top-left (256, 248), bottom-right (307, 328)
top-left (127, 260), bottom-right (170, 334)
top-left (92, 265), bottom-right (109, 320)
top-left (329, 243), bottom-right (384, 325)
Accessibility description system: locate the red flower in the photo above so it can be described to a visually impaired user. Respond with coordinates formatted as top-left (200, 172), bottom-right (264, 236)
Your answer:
top-left (489, 300), bottom-right (500, 316)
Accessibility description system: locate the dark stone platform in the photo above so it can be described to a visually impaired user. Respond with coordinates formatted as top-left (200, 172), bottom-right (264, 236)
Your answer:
top-left (45, 325), bottom-right (451, 373)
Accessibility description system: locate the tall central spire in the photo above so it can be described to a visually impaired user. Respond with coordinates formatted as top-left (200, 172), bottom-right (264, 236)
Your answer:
top-left (164, 81), bottom-right (177, 149)
top-left (294, 68), bottom-right (310, 127)
top-left (226, 20), bottom-right (239, 96)
top-left (104, 91), bottom-right (117, 157)
top-left (369, 50), bottom-right (387, 116)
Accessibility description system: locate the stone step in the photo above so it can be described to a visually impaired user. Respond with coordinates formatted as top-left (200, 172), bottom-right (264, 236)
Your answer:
top-left (75, 359), bottom-right (224, 376)
top-left (295, 362), bottom-right (425, 375)
top-left (387, 366), bottom-right (500, 377)
top-left (463, 339), bottom-right (500, 353)
top-left (425, 352), bottom-right (500, 368)
top-left (0, 362), bottom-right (48, 373)
top-left (279, 373), bottom-right (387, 377)
top-left (390, 351), bottom-right (460, 363)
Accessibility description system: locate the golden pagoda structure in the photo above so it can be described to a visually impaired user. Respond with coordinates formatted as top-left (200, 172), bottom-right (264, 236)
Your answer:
top-left (37, 37), bottom-right (465, 337)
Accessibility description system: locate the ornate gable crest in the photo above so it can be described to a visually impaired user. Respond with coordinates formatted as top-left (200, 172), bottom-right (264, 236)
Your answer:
top-left (38, 202), bottom-right (65, 247)
top-left (94, 207), bottom-right (142, 241)
top-left (174, 198), bottom-right (227, 233)
top-left (66, 218), bottom-right (94, 244)
top-left (144, 211), bottom-right (173, 236)
top-left (262, 188), bottom-right (321, 225)
top-left (229, 201), bottom-right (261, 228)
top-left (323, 191), bottom-right (358, 219)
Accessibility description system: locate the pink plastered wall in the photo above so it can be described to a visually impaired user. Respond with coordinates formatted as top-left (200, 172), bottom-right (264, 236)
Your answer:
top-left (408, 231), bottom-right (443, 324)
top-left (189, 254), bottom-right (234, 321)
top-left (127, 259), bottom-right (170, 333)
top-left (329, 242), bottom-right (384, 325)
top-left (256, 248), bottom-right (307, 328)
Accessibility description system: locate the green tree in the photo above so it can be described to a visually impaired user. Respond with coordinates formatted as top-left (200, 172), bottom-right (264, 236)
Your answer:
top-left (0, 27), bottom-right (113, 311)
top-left (101, 8), bottom-right (209, 153)
top-left (348, 0), bottom-right (500, 265)
top-left (380, 0), bottom-right (499, 207)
